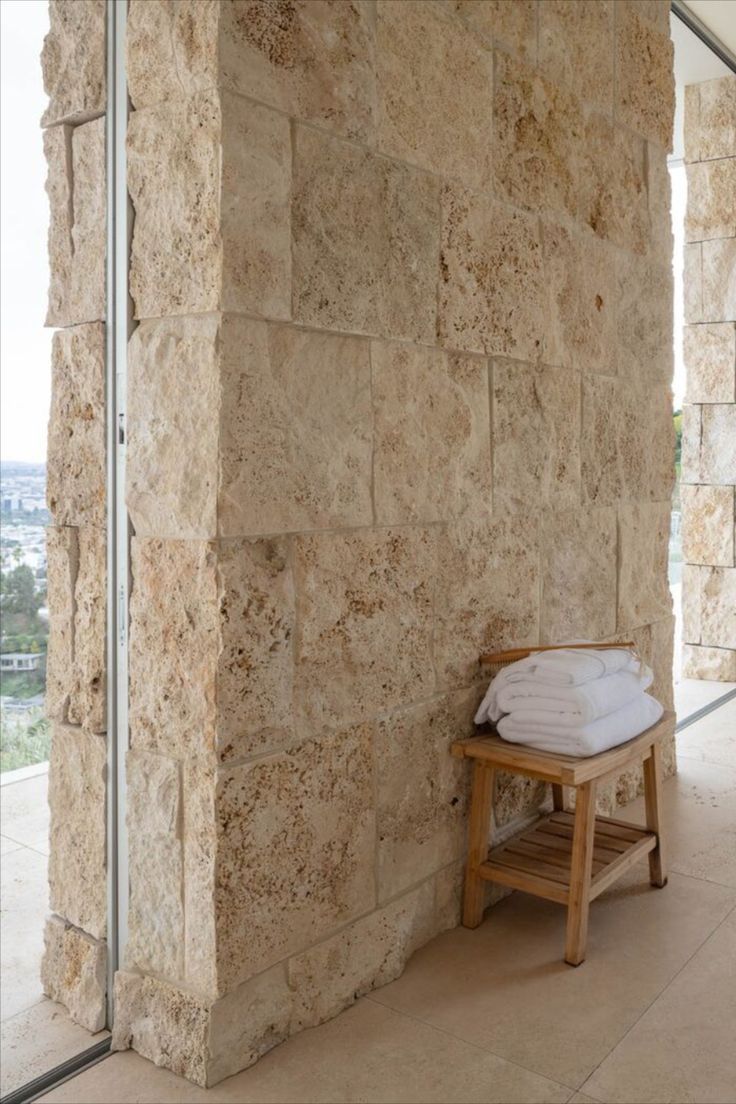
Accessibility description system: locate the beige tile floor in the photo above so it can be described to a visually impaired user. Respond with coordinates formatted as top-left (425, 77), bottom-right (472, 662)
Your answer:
top-left (34, 700), bottom-right (736, 1104)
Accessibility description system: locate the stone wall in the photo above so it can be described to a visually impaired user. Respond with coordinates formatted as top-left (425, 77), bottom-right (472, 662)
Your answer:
top-left (681, 74), bottom-right (736, 680)
top-left (41, 0), bottom-right (108, 1033)
top-left (113, 0), bottom-right (676, 1087)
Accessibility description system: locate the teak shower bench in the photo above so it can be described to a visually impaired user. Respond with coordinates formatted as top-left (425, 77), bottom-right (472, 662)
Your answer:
top-left (452, 644), bottom-right (672, 966)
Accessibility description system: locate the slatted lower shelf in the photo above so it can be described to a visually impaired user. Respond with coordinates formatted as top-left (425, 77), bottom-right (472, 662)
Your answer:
top-left (478, 811), bottom-right (657, 905)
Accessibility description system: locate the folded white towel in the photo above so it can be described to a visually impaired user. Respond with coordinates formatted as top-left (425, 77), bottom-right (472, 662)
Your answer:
top-left (495, 668), bottom-right (653, 726)
top-left (496, 693), bottom-right (664, 757)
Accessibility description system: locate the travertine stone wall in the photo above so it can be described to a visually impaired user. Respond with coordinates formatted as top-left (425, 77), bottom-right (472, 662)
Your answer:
top-left (115, 0), bottom-right (676, 1086)
top-left (681, 75), bottom-right (736, 680)
top-left (41, 0), bottom-right (107, 1034)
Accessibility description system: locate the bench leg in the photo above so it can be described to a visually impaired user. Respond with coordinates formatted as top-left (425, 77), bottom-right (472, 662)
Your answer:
top-left (565, 781), bottom-right (596, 966)
top-left (643, 742), bottom-right (668, 888)
top-left (462, 762), bottom-right (495, 929)
top-left (551, 783), bottom-right (566, 812)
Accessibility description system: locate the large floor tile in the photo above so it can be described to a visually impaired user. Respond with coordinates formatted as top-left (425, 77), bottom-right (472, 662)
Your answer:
top-left (40, 999), bottom-right (571, 1104)
top-left (0, 771), bottom-right (50, 854)
top-left (1, 835), bottom-right (22, 855)
top-left (674, 678), bottom-right (735, 721)
top-left (371, 867), bottom-right (735, 1089)
top-left (583, 907), bottom-right (736, 1103)
top-left (676, 699), bottom-right (736, 769)
top-left (1, 998), bottom-right (106, 1097)
top-left (1, 846), bottom-right (48, 1020)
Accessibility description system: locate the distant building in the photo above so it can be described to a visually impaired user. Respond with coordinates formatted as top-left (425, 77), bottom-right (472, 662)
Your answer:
top-left (0, 652), bottom-right (44, 672)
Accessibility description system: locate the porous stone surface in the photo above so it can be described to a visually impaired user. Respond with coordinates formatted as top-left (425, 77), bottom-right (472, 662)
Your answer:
top-left (686, 159), bottom-right (736, 242)
top-left (580, 114), bottom-right (649, 254)
top-left (45, 526), bottom-right (78, 723)
top-left (681, 564), bottom-right (702, 644)
top-left (684, 243), bottom-right (703, 324)
top-left (683, 645), bottom-right (736, 681)
top-left (372, 341), bottom-right (492, 525)
top-left (112, 972), bottom-right (210, 1086)
top-left (47, 325), bottom-right (105, 528)
top-left (41, 916), bottom-right (106, 1033)
top-left (581, 375), bottom-right (621, 506)
top-left (218, 318), bottom-right (373, 535)
top-left (699, 568), bottom-right (736, 649)
top-left (41, 0), bottom-right (105, 126)
top-left (438, 183), bottom-right (544, 358)
top-left (126, 0), bottom-right (219, 109)
top-left (685, 76), bottom-right (736, 163)
top-left (615, 253), bottom-right (673, 382)
top-left (681, 485), bottom-right (735, 567)
top-left (680, 404), bottom-right (702, 484)
top-left (376, 0), bottom-right (492, 186)
top-left (615, 4), bottom-right (674, 149)
top-left (67, 526), bottom-right (106, 733)
top-left (700, 404), bottom-right (736, 485)
top-left (447, 0), bottom-right (536, 56)
top-left (618, 383), bottom-right (675, 502)
top-left (702, 238), bottom-right (736, 322)
top-left (47, 724), bottom-right (106, 940)
top-left (541, 508), bottom-right (617, 641)
top-left (494, 773), bottom-right (548, 828)
top-left (684, 323), bottom-right (736, 403)
top-left (538, 0), bottom-right (614, 112)
top-left (214, 724), bottom-right (375, 988)
top-left (43, 125), bottom-right (73, 326)
top-left (206, 963), bottom-right (293, 1085)
top-left (493, 359), bottom-right (581, 509)
top-left (617, 503), bottom-right (672, 629)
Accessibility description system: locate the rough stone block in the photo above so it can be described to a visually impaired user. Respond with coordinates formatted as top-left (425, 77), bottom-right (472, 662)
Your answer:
top-left (684, 323), bottom-right (736, 404)
top-left (45, 526), bottom-right (78, 723)
top-left (214, 724), bottom-right (375, 989)
top-left (686, 159), bottom-right (736, 242)
top-left (682, 644), bottom-right (736, 681)
top-left (581, 115), bottom-right (648, 254)
top-left (376, 691), bottom-right (474, 901)
top-left (67, 527), bottom-right (106, 733)
top-left (685, 76), bottom-right (736, 163)
top-left (44, 125), bottom-right (73, 326)
top-left (376, 0), bottom-right (492, 186)
top-left (493, 359), bottom-right (581, 509)
top-left (700, 404), bottom-right (736, 485)
top-left (618, 383), bottom-right (675, 502)
top-left (207, 964), bottom-right (293, 1085)
top-left (647, 143), bottom-right (674, 261)
top-left (448, 0), bottom-right (537, 57)
top-left (434, 860), bottom-right (464, 932)
top-left (680, 404), bottom-right (702, 484)
top-left (543, 221), bottom-right (615, 375)
top-left (294, 528), bottom-right (435, 728)
top-left (684, 243), bottom-right (703, 324)
top-left (41, 0), bottom-right (105, 126)
top-left (541, 507), bottom-right (617, 641)
top-left (219, 0), bottom-right (376, 142)
top-left (615, 5), bottom-right (674, 149)
top-left (126, 751), bottom-right (184, 983)
top-left (581, 375), bottom-right (622, 506)
top-left (372, 341), bottom-right (492, 525)
top-left (47, 325), bottom-right (105, 528)
top-left (288, 880), bottom-right (436, 1031)
top-left (681, 484), bottom-right (735, 567)
top-left (617, 502), bottom-right (672, 629)
top-left (700, 567), bottom-right (736, 649)
top-left (435, 518), bottom-right (540, 689)
top-left (47, 724), bottom-right (106, 940)
top-left (493, 51), bottom-right (583, 220)
top-left (292, 125), bottom-right (439, 343)
top-left (538, 0), bottom-right (614, 112)
top-left (41, 916), bottom-right (106, 1033)
top-left (681, 564), bottom-right (702, 644)
top-left (126, 0), bottom-right (219, 109)
top-left (702, 238), bottom-right (736, 323)
top-left (219, 318), bottom-right (373, 535)
top-left (615, 253), bottom-right (673, 382)
top-left (438, 182), bottom-right (543, 358)
top-left (495, 773), bottom-right (548, 828)
top-left (618, 1), bottom-right (670, 31)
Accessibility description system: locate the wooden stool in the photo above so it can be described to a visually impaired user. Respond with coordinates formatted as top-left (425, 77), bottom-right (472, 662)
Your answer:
top-left (451, 711), bottom-right (673, 966)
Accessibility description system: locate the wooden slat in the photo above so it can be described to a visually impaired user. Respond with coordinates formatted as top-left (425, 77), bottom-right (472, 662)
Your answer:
top-left (525, 828), bottom-right (618, 867)
top-left (643, 741), bottom-right (667, 888)
top-left (549, 812), bottom-right (647, 845)
top-left (537, 819), bottom-right (631, 854)
top-left (502, 837), bottom-right (606, 876)
top-left (589, 833), bottom-right (657, 900)
top-left (491, 846), bottom-right (573, 885)
top-left (478, 860), bottom-right (569, 905)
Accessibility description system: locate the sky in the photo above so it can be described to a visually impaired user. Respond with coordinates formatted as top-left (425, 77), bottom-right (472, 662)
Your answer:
top-left (1, 0), bottom-right (52, 463)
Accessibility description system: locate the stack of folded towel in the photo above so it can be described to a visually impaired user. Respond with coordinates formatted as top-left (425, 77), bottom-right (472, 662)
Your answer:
top-left (474, 647), bottom-right (663, 757)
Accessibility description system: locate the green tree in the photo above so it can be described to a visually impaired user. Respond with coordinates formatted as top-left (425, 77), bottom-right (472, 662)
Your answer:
top-left (1, 564), bottom-right (41, 619)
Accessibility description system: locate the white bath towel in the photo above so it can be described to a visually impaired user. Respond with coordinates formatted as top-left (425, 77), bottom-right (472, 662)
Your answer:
top-left (496, 692), bottom-right (664, 757)
top-left (495, 667), bottom-right (653, 726)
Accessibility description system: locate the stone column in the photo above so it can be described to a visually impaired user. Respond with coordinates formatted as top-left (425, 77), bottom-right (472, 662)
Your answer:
top-left (681, 75), bottom-right (736, 681)
top-left (40, 0), bottom-right (108, 1032)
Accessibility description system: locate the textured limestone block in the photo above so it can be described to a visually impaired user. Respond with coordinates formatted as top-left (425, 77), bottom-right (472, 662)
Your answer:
top-left (127, 316), bottom-right (220, 539)
top-left (294, 528), bottom-right (435, 728)
top-left (618, 383), bottom-right (675, 502)
top-left (543, 221), bottom-right (615, 374)
top-left (681, 485), bottom-right (735, 567)
top-left (495, 773), bottom-right (548, 828)
top-left (41, 0), bottom-right (105, 126)
top-left (126, 751), bottom-right (183, 983)
top-left (45, 527), bottom-right (78, 723)
top-left (493, 359), bottom-right (581, 509)
top-left (682, 644), bottom-right (736, 681)
top-left (493, 52), bottom-right (583, 220)
top-left (684, 323), bottom-right (736, 403)
top-left (648, 143), bottom-right (674, 260)
top-left (448, 0), bottom-right (537, 57)
top-left (685, 76), bottom-right (736, 163)
top-left (70, 119), bottom-right (106, 323)
top-left (538, 0), bottom-right (614, 112)
top-left (681, 564), bottom-right (702, 644)
top-left (214, 724), bottom-right (375, 989)
top-left (702, 238), bottom-right (736, 323)
top-left (581, 375), bottom-right (622, 506)
top-left (686, 159), bottom-right (736, 242)
top-left (47, 724), bottom-right (106, 940)
top-left (207, 964), bottom-right (293, 1085)
top-left (372, 341), bottom-right (492, 525)
top-left (617, 0), bottom-right (670, 31)
top-left (434, 861), bottom-right (465, 932)
top-left (129, 539), bottom-right (218, 759)
top-left (47, 325), bottom-right (105, 528)
top-left (435, 517), bottom-right (540, 688)
top-left (216, 537), bottom-right (295, 763)
top-left (684, 243), bottom-right (703, 324)
top-left (219, 318), bottom-right (373, 535)
top-left (288, 880), bottom-right (436, 1031)
top-left (41, 916), bottom-right (106, 1033)
top-left (219, 0), bottom-right (376, 142)
top-left (603, 617), bottom-right (675, 712)
top-left (376, 691), bottom-right (475, 901)
top-left (68, 526), bottom-right (106, 732)
top-left (292, 125), bottom-right (439, 342)
top-left (126, 0), bottom-right (219, 108)
top-left (615, 5), bottom-right (674, 149)
top-left (700, 405), bottom-right (736, 485)
top-left (44, 125), bottom-right (73, 327)
top-left (541, 507), bottom-right (617, 641)
top-left (700, 567), bottom-right (736, 648)
top-left (376, 1), bottom-right (492, 186)
top-left (581, 115), bottom-right (649, 254)
top-left (680, 404), bottom-right (702, 484)
top-left (615, 252), bottom-right (673, 382)
top-left (617, 503), bottom-right (672, 629)
top-left (438, 183), bottom-right (543, 359)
